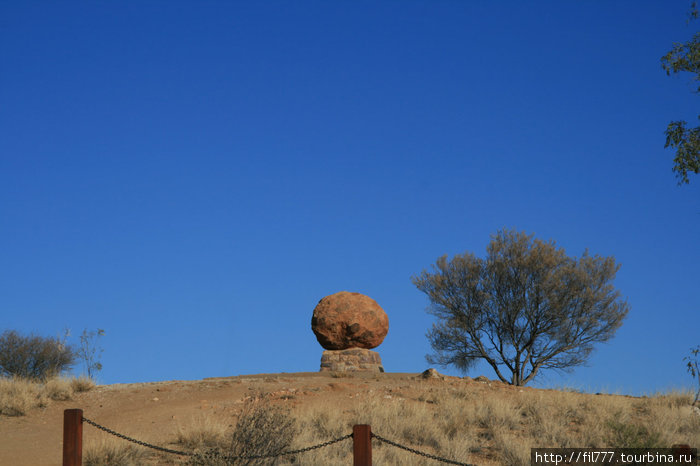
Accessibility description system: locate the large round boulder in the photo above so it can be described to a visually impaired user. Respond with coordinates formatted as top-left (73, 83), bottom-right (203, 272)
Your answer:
top-left (311, 291), bottom-right (389, 350)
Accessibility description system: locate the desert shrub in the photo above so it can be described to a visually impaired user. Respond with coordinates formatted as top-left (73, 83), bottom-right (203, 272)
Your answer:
top-left (0, 329), bottom-right (75, 380)
top-left (229, 398), bottom-right (297, 465)
top-left (84, 438), bottom-right (149, 466)
top-left (185, 398), bottom-right (297, 466)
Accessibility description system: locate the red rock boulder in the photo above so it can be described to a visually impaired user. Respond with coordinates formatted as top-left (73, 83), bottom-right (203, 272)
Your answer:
top-left (311, 291), bottom-right (389, 350)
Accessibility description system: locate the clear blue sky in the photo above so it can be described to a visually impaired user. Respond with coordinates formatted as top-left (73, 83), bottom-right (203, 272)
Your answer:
top-left (1, 1), bottom-right (698, 396)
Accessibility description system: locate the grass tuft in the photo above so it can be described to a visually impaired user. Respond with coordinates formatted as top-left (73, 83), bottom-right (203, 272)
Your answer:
top-left (71, 375), bottom-right (97, 393)
top-left (44, 377), bottom-right (74, 401)
top-left (84, 438), bottom-right (150, 466)
top-left (175, 414), bottom-right (229, 451)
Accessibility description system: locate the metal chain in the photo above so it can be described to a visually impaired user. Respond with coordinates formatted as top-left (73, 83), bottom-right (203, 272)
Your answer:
top-left (84, 416), bottom-right (475, 464)
top-left (82, 417), bottom-right (193, 456)
top-left (372, 432), bottom-right (476, 466)
top-left (82, 416), bottom-right (352, 460)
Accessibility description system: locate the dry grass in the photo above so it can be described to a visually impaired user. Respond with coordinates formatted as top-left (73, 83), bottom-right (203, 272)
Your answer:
top-left (40, 376), bottom-right (689, 466)
top-left (83, 438), bottom-right (151, 466)
top-left (249, 385), bottom-right (700, 465)
top-left (175, 414), bottom-right (229, 451)
top-left (61, 383), bottom-right (698, 466)
top-left (0, 377), bottom-right (48, 416)
top-left (4, 372), bottom-right (696, 465)
top-left (291, 389), bottom-right (481, 465)
top-left (44, 376), bottom-right (74, 401)
top-left (0, 375), bottom-right (96, 416)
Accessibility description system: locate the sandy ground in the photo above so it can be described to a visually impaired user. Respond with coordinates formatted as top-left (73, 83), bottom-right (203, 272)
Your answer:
top-left (0, 371), bottom-right (550, 466)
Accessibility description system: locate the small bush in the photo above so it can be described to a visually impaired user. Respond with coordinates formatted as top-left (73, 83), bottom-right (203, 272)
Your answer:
top-left (229, 398), bottom-right (297, 465)
top-left (0, 330), bottom-right (75, 380)
top-left (184, 398), bottom-right (297, 466)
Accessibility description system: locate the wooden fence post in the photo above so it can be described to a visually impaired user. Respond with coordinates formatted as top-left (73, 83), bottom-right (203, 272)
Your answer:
top-left (353, 424), bottom-right (372, 466)
top-left (63, 409), bottom-right (83, 466)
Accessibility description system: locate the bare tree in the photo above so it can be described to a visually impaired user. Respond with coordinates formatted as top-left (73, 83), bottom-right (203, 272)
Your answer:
top-left (77, 328), bottom-right (105, 379)
top-left (412, 229), bottom-right (630, 386)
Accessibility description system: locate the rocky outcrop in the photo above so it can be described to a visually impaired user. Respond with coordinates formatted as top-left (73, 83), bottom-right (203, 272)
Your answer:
top-left (419, 368), bottom-right (444, 380)
top-left (311, 291), bottom-right (389, 350)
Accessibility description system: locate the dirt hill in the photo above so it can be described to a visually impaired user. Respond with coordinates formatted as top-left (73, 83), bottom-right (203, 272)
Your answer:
top-left (1, 371), bottom-right (697, 465)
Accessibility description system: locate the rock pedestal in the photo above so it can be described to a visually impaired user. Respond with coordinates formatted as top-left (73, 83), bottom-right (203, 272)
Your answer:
top-left (319, 348), bottom-right (384, 373)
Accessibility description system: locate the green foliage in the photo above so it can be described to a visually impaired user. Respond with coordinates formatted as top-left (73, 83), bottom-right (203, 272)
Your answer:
top-left (661, 3), bottom-right (700, 184)
top-left (684, 345), bottom-right (700, 406)
top-left (665, 120), bottom-right (700, 184)
top-left (78, 328), bottom-right (105, 379)
top-left (661, 33), bottom-right (700, 91)
top-left (412, 229), bottom-right (629, 386)
top-left (0, 329), bottom-right (75, 380)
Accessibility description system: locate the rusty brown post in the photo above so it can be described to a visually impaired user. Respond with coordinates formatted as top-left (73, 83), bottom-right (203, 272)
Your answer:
top-left (63, 409), bottom-right (83, 466)
top-left (672, 444), bottom-right (692, 462)
top-left (353, 424), bottom-right (372, 466)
